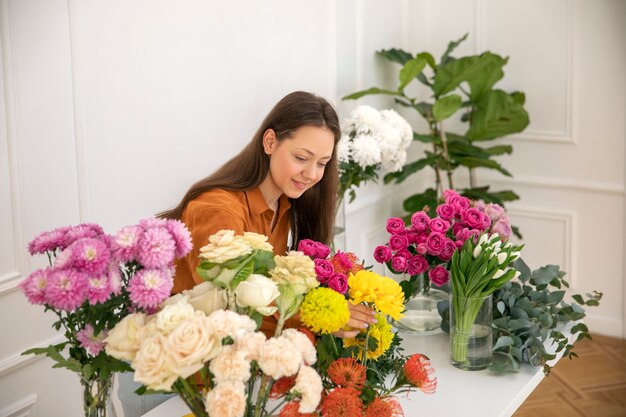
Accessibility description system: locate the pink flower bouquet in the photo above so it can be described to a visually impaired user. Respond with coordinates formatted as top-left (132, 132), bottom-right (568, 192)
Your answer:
top-left (19, 218), bottom-right (192, 417)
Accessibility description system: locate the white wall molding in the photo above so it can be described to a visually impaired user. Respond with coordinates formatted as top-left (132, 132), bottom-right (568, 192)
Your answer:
top-left (0, 335), bottom-right (64, 378)
top-left (0, 394), bottom-right (37, 417)
top-left (476, 0), bottom-right (575, 144)
top-left (0, 271), bottom-right (22, 296)
top-left (476, 174), bottom-right (624, 196)
top-left (508, 205), bottom-right (577, 288)
top-left (67, 0), bottom-right (89, 222)
top-left (1, 0), bottom-right (27, 277)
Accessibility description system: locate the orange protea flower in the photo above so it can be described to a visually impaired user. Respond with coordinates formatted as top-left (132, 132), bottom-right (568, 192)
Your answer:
top-left (321, 387), bottom-right (363, 417)
top-left (403, 354), bottom-right (437, 394)
top-left (279, 402), bottom-right (318, 417)
top-left (327, 358), bottom-right (366, 390)
top-left (365, 397), bottom-right (404, 417)
top-left (270, 376), bottom-right (296, 399)
top-left (330, 251), bottom-right (364, 275)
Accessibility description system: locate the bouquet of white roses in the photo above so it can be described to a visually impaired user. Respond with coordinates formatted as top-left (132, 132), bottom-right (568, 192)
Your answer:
top-left (337, 105), bottom-right (413, 202)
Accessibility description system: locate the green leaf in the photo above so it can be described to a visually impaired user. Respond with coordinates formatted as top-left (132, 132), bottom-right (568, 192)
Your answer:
top-left (440, 33), bottom-right (469, 64)
top-left (497, 301), bottom-right (505, 314)
top-left (377, 48), bottom-right (413, 65)
top-left (402, 188), bottom-right (438, 214)
top-left (454, 156), bottom-right (513, 176)
top-left (447, 141), bottom-right (491, 159)
top-left (433, 55), bottom-right (492, 96)
top-left (413, 133), bottom-right (439, 144)
top-left (572, 294), bottom-right (584, 304)
top-left (494, 336), bottom-right (514, 351)
top-left (531, 265), bottom-right (561, 286)
top-left (512, 258), bottom-right (531, 282)
top-left (483, 145), bottom-right (513, 156)
top-left (546, 291), bottom-right (566, 305)
top-left (252, 250), bottom-right (276, 275)
top-left (231, 260), bottom-right (254, 288)
top-left (383, 155), bottom-right (440, 184)
top-left (399, 56), bottom-right (427, 90)
top-left (342, 87), bottom-right (400, 101)
top-left (466, 52), bottom-right (508, 101)
top-left (433, 94), bottom-right (462, 121)
top-left (466, 90), bottom-right (530, 141)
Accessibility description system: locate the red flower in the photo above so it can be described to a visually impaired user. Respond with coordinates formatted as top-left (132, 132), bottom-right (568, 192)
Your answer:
top-left (403, 354), bottom-right (437, 394)
top-left (365, 397), bottom-right (404, 417)
top-left (280, 402), bottom-right (318, 417)
top-left (330, 251), bottom-right (364, 275)
top-left (270, 376), bottom-right (296, 399)
top-left (321, 387), bottom-right (364, 417)
top-left (327, 358), bottom-right (367, 390)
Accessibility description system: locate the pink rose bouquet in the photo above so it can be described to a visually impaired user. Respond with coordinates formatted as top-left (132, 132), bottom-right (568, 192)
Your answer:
top-left (373, 189), bottom-right (512, 299)
top-left (19, 218), bottom-right (192, 417)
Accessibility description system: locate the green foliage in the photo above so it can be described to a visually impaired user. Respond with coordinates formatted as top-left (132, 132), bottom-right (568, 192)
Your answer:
top-left (343, 34), bottom-right (529, 230)
top-left (439, 258), bottom-right (602, 374)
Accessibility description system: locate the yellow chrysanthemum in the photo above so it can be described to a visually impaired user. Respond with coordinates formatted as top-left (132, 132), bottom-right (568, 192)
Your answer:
top-left (348, 270), bottom-right (405, 320)
top-left (299, 287), bottom-right (350, 334)
top-left (343, 313), bottom-right (394, 360)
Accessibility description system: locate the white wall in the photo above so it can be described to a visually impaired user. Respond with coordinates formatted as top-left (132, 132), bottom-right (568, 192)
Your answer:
top-left (1, 0), bottom-right (624, 416)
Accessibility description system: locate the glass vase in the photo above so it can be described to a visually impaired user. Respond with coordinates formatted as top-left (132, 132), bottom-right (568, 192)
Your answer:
top-left (81, 375), bottom-right (113, 417)
top-left (450, 294), bottom-right (493, 371)
top-left (392, 273), bottom-right (448, 335)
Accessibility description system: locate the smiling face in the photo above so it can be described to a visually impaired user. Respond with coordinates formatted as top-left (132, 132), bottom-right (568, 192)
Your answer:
top-left (261, 125), bottom-right (335, 201)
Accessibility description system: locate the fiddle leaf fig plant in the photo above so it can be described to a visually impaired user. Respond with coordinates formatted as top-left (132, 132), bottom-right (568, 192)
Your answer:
top-left (343, 34), bottom-right (529, 232)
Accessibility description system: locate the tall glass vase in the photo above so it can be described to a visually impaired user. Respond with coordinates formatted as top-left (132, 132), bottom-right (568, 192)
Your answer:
top-left (450, 294), bottom-right (493, 371)
top-left (81, 375), bottom-right (113, 417)
top-left (392, 274), bottom-right (448, 335)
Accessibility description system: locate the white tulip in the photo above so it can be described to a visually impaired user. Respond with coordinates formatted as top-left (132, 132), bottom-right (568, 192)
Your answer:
top-left (473, 245), bottom-right (482, 258)
top-left (493, 269), bottom-right (505, 279)
top-left (497, 252), bottom-right (508, 265)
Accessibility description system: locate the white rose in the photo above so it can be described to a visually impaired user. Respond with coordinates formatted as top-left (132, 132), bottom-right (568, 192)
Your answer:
top-left (104, 314), bottom-right (147, 361)
top-left (234, 274), bottom-right (279, 316)
top-left (159, 292), bottom-right (186, 308)
top-left (242, 232), bottom-right (273, 252)
top-left (184, 281), bottom-right (228, 315)
top-left (132, 334), bottom-right (178, 391)
top-left (166, 315), bottom-right (220, 378)
top-left (156, 298), bottom-right (196, 334)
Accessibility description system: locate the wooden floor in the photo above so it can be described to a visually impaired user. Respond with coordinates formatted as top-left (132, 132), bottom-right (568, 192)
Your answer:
top-left (513, 334), bottom-right (626, 417)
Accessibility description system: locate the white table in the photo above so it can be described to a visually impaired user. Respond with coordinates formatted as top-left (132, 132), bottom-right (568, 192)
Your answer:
top-left (144, 329), bottom-right (571, 417)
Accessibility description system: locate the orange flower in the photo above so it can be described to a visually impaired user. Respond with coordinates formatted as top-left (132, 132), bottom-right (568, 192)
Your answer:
top-left (327, 358), bottom-right (366, 390)
top-left (279, 402), bottom-right (318, 417)
top-left (270, 376), bottom-right (296, 399)
top-left (365, 397), bottom-right (404, 417)
top-left (321, 387), bottom-right (363, 417)
top-left (403, 354), bottom-right (437, 394)
top-left (330, 252), bottom-right (364, 275)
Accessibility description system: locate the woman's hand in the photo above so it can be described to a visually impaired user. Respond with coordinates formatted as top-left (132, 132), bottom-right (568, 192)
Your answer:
top-left (333, 303), bottom-right (377, 339)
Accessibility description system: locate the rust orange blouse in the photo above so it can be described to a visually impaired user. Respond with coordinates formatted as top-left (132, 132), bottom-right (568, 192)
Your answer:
top-left (172, 186), bottom-right (297, 337)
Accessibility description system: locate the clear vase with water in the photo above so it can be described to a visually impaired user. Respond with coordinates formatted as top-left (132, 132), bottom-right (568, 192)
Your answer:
top-left (392, 273), bottom-right (448, 335)
top-left (450, 294), bottom-right (493, 370)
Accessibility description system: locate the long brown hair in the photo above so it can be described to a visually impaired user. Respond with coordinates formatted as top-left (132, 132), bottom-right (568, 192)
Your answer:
top-left (158, 91), bottom-right (341, 247)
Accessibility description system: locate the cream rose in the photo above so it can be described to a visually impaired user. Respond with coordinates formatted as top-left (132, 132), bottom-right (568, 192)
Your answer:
top-left (270, 251), bottom-right (319, 295)
top-left (199, 230), bottom-right (252, 263)
top-left (184, 281), bottom-right (227, 315)
top-left (234, 274), bottom-right (279, 316)
top-left (242, 232), bottom-right (273, 252)
top-left (165, 315), bottom-right (220, 378)
top-left (132, 334), bottom-right (178, 391)
top-left (156, 297), bottom-right (196, 334)
top-left (104, 313), bottom-right (147, 361)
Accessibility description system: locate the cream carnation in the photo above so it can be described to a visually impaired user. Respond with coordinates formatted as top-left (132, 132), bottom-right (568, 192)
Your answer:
top-left (291, 365), bottom-right (323, 413)
top-left (209, 346), bottom-right (252, 383)
top-left (269, 251), bottom-right (318, 295)
top-left (156, 297), bottom-right (195, 334)
top-left (132, 334), bottom-right (178, 391)
top-left (233, 332), bottom-right (266, 361)
top-left (207, 309), bottom-right (257, 341)
top-left (165, 315), bottom-right (220, 378)
top-left (199, 230), bottom-right (252, 263)
top-left (242, 232), bottom-right (273, 252)
top-left (281, 329), bottom-right (316, 366)
top-left (258, 337), bottom-right (303, 379)
top-left (205, 381), bottom-right (247, 417)
top-left (104, 313), bottom-right (147, 361)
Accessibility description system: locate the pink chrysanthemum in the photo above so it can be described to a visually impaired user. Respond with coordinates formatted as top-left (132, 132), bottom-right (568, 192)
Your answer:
top-left (27, 226), bottom-right (70, 255)
top-left (137, 227), bottom-right (176, 269)
top-left (111, 225), bottom-right (142, 262)
top-left (76, 324), bottom-right (107, 356)
top-left (62, 224), bottom-right (104, 248)
top-left (87, 275), bottom-right (112, 305)
top-left (19, 269), bottom-right (50, 305)
top-left (139, 217), bottom-right (167, 229)
top-left (70, 238), bottom-right (111, 276)
top-left (166, 219), bottom-right (193, 258)
top-left (128, 269), bottom-right (173, 309)
top-left (45, 269), bottom-right (89, 311)
top-left (108, 265), bottom-right (123, 295)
